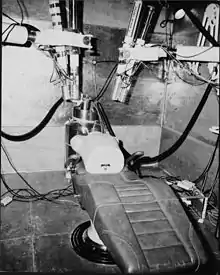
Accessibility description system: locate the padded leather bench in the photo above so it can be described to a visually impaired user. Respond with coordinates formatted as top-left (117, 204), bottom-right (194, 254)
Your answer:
top-left (72, 164), bottom-right (208, 274)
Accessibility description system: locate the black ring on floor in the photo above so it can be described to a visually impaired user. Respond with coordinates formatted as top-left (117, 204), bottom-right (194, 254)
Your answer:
top-left (71, 221), bottom-right (115, 265)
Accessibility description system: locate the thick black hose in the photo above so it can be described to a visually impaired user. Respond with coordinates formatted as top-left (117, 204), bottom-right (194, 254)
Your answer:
top-left (137, 83), bottom-right (213, 165)
top-left (93, 64), bottom-right (118, 102)
top-left (96, 102), bottom-right (131, 160)
top-left (182, 7), bottom-right (220, 47)
top-left (194, 134), bottom-right (219, 184)
top-left (96, 102), bottom-right (116, 137)
top-left (1, 97), bottom-right (64, 142)
top-left (96, 83), bottom-right (213, 167)
top-left (96, 83), bottom-right (214, 166)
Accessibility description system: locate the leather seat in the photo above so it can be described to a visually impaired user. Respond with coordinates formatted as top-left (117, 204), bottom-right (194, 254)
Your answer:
top-left (72, 163), bottom-right (208, 274)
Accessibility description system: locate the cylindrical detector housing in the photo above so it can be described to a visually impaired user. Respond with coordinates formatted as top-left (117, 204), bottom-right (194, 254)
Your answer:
top-left (111, 59), bottom-right (136, 103)
top-left (125, 0), bottom-right (143, 45)
top-left (73, 99), bottom-right (98, 121)
top-left (65, 99), bottom-right (100, 165)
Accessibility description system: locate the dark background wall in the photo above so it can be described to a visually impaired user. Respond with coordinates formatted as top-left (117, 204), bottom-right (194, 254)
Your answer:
top-left (2, 0), bottom-right (219, 199)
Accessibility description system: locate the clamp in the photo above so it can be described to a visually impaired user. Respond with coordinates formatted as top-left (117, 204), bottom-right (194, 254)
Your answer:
top-left (190, 3), bottom-right (219, 75)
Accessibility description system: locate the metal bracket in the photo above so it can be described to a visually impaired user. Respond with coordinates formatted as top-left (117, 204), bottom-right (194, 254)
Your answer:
top-left (184, 4), bottom-right (220, 75)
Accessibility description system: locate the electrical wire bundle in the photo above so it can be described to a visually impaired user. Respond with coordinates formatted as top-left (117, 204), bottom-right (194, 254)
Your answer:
top-left (1, 143), bottom-right (75, 203)
top-left (161, 45), bottom-right (220, 87)
top-left (1, 173), bottom-right (73, 203)
top-left (193, 134), bottom-right (219, 191)
top-left (203, 165), bottom-right (219, 228)
top-left (208, 208), bottom-right (218, 228)
top-left (206, 190), bottom-right (219, 229)
top-left (115, 61), bottom-right (142, 90)
top-left (36, 46), bottom-right (74, 87)
top-left (93, 63), bottom-right (118, 102)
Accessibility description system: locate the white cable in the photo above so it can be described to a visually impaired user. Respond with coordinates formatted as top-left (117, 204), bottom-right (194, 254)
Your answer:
top-left (161, 46), bottom-right (219, 86)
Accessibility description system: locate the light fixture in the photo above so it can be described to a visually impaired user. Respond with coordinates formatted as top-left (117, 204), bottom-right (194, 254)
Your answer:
top-left (174, 9), bottom-right (186, 20)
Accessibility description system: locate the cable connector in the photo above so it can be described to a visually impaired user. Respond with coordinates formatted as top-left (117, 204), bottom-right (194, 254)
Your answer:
top-left (209, 126), bottom-right (219, 135)
top-left (165, 180), bottom-right (174, 186)
top-left (198, 197), bottom-right (209, 224)
top-left (176, 180), bottom-right (195, 190)
top-left (181, 197), bottom-right (192, 206)
top-left (1, 196), bottom-right (13, 207)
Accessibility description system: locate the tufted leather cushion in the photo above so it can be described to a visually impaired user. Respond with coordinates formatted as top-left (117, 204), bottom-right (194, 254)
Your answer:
top-left (72, 164), bottom-right (208, 274)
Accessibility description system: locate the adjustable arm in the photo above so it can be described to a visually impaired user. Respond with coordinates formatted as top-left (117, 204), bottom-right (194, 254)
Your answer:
top-left (2, 23), bottom-right (93, 49)
top-left (48, 0), bottom-right (88, 101)
top-left (111, 0), bottom-right (160, 103)
top-left (2, 0), bottom-right (94, 103)
top-left (112, 1), bottom-right (220, 104)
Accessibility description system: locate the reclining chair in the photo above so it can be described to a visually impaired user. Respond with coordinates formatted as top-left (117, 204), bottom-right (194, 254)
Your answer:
top-left (69, 132), bottom-right (208, 274)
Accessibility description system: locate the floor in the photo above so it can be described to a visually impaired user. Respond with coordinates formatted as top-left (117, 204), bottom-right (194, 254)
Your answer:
top-left (0, 168), bottom-right (219, 274)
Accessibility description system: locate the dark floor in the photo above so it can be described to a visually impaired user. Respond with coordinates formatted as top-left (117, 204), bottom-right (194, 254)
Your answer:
top-left (0, 168), bottom-right (219, 274)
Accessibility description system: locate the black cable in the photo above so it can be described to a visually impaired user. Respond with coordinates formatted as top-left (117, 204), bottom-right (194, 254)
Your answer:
top-left (207, 165), bottom-right (219, 199)
top-left (93, 64), bottom-right (213, 170)
top-left (204, 189), bottom-right (218, 209)
top-left (1, 97), bottom-right (64, 142)
top-left (93, 63), bottom-right (118, 102)
top-left (141, 174), bottom-right (181, 182)
top-left (161, 45), bottom-right (219, 87)
top-left (1, 144), bottom-right (51, 202)
top-left (2, 23), bottom-right (17, 36)
top-left (95, 80), bottom-right (213, 170)
top-left (2, 7), bottom-right (24, 43)
top-left (136, 83), bottom-right (214, 166)
top-left (1, 172), bottom-right (74, 202)
top-left (2, 23), bottom-right (18, 43)
top-left (95, 102), bottom-right (115, 137)
top-left (91, 49), bottom-right (215, 169)
top-left (94, 64), bottom-right (117, 101)
top-left (1, 173), bottom-right (36, 201)
top-left (201, 172), bottom-right (209, 192)
top-left (1, 174), bottom-right (19, 196)
top-left (182, 7), bottom-right (220, 47)
top-left (170, 61), bottom-right (207, 87)
top-left (193, 134), bottom-right (219, 185)
top-left (1, 143), bottom-right (74, 203)
top-left (95, 102), bottom-right (131, 160)
top-left (1, 144), bottom-right (64, 203)
top-left (2, 13), bottom-right (19, 24)
top-left (199, 139), bottom-right (219, 185)
top-left (174, 70), bottom-right (207, 86)
top-left (17, 0), bottom-right (24, 24)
